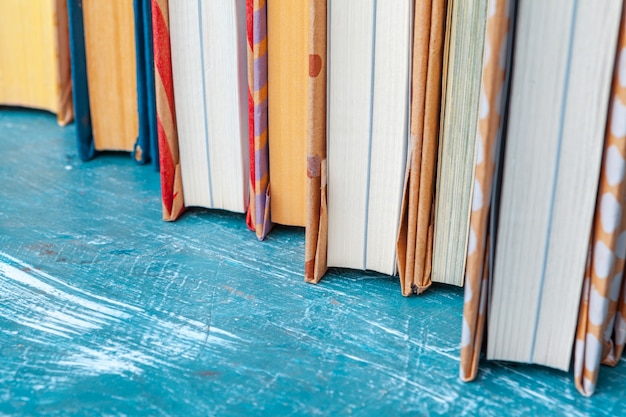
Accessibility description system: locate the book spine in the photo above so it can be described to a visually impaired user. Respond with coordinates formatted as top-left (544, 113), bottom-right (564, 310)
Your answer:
top-left (133, 0), bottom-right (151, 165)
top-left (144, 0), bottom-right (160, 171)
top-left (66, 0), bottom-right (95, 161)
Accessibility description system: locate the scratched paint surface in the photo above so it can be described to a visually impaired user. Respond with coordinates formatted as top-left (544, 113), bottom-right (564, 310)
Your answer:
top-left (0, 108), bottom-right (624, 416)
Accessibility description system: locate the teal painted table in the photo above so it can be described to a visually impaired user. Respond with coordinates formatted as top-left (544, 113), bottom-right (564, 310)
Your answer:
top-left (0, 108), bottom-right (624, 416)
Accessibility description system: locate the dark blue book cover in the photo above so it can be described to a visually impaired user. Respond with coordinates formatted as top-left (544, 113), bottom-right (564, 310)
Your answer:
top-left (66, 0), bottom-right (95, 161)
top-left (132, 0), bottom-right (159, 171)
top-left (143, 0), bottom-right (160, 172)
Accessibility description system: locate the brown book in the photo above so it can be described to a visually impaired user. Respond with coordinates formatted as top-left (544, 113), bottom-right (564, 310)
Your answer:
top-left (396, 0), bottom-right (447, 296)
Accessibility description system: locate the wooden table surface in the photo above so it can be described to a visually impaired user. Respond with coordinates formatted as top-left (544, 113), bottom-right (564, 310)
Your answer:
top-left (0, 108), bottom-right (624, 416)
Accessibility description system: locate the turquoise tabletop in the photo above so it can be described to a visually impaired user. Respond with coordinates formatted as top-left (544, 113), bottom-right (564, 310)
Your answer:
top-left (0, 108), bottom-right (624, 416)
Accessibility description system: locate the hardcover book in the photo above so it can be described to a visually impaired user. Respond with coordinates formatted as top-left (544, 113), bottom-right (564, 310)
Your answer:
top-left (0, 0), bottom-right (73, 125)
top-left (67, 0), bottom-right (158, 165)
top-left (308, 0), bottom-right (413, 278)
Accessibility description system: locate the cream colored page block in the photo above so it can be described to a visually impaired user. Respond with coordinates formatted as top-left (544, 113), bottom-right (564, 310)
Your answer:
top-left (267, 0), bottom-right (309, 227)
top-left (169, 1), bottom-right (212, 208)
top-left (327, 0), bottom-right (374, 270)
top-left (534, 0), bottom-right (622, 371)
top-left (488, 0), bottom-right (573, 364)
top-left (170, 1), bottom-right (248, 212)
top-left (365, 0), bottom-right (411, 275)
top-left (432, 0), bottom-right (487, 287)
top-left (83, 0), bottom-right (138, 151)
top-left (0, 0), bottom-right (60, 112)
top-left (203, 0), bottom-right (248, 213)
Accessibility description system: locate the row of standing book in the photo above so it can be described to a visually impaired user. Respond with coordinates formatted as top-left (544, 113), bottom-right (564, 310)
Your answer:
top-left (1, 0), bottom-right (625, 397)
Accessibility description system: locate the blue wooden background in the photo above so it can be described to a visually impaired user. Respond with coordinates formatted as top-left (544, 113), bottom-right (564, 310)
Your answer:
top-left (0, 108), bottom-right (624, 416)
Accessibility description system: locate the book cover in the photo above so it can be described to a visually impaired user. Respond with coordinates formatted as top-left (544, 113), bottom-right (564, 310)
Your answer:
top-left (152, 0), bottom-right (184, 221)
top-left (459, 0), bottom-right (515, 382)
top-left (574, 5), bottom-right (626, 395)
top-left (396, 0), bottom-right (446, 296)
top-left (133, 0), bottom-right (159, 170)
top-left (245, 0), bottom-right (272, 240)
top-left (304, 0), bottom-right (327, 283)
top-left (67, 0), bottom-right (95, 161)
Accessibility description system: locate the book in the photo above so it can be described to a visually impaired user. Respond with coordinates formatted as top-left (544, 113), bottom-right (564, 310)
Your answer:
top-left (574, 5), bottom-right (626, 396)
top-left (460, 0), bottom-right (515, 382)
top-left (67, 0), bottom-right (158, 164)
top-left (325, 0), bottom-right (412, 275)
top-left (487, 0), bottom-right (622, 371)
top-left (168, 0), bottom-right (249, 213)
top-left (0, 0), bottom-right (73, 126)
top-left (152, 0), bottom-right (184, 221)
top-left (266, 0), bottom-right (309, 227)
top-left (304, 0), bottom-right (328, 283)
top-left (246, 0), bottom-right (272, 239)
top-left (83, 0), bottom-right (138, 152)
top-left (431, 0), bottom-right (488, 287)
top-left (154, 0), bottom-right (268, 224)
top-left (396, 0), bottom-right (446, 295)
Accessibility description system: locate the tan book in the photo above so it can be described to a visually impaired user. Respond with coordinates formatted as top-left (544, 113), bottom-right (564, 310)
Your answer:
top-left (267, 0), bottom-right (309, 227)
top-left (83, 0), bottom-right (139, 151)
top-left (396, 0), bottom-right (446, 296)
top-left (0, 0), bottom-right (72, 125)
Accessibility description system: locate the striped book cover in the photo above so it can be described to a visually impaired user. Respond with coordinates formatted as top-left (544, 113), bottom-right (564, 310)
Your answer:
top-left (152, 0), bottom-right (184, 221)
top-left (246, 0), bottom-right (272, 240)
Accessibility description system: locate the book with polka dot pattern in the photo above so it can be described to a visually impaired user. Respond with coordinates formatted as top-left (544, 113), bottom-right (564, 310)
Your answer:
top-left (461, 0), bottom-right (625, 395)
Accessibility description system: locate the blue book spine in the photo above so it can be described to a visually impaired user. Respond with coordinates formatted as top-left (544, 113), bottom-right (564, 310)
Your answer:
top-left (66, 0), bottom-right (95, 161)
top-left (132, 0), bottom-right (159, 171)
top-left (132, 0), bottom-right (150, 165)
top-left (144, 0), bottom-right (160, 172)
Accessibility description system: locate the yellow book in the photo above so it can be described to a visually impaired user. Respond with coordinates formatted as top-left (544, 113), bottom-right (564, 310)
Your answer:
top-left (0, 0), bottom-right (72, 125)
top-left (83, 0), bottom-right (138, 151)
top-left (267, 0), bottom-right (309, 227)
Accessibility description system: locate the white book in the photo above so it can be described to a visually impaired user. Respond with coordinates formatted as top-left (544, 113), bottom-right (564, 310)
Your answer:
top-left (487, 0), bottom-right (622, 370)
top-left (326, 0), bottom-right (412, 275)
top-left (169, 0), bottom-right (249, 213)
